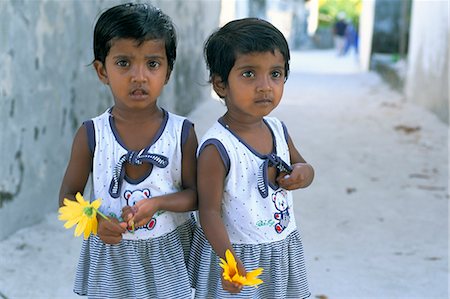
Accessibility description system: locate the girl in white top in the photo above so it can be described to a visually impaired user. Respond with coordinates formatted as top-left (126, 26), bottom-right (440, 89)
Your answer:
top-left (188, 18), bottom-right (314, 299)
top-left (59, 4), bottom-right (197, 298)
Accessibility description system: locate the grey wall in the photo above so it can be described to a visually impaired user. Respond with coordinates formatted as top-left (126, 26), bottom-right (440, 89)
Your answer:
top-left (405, 0), bottom-right (448, 124)
top-left (0, 0), bottom-right (220, 240)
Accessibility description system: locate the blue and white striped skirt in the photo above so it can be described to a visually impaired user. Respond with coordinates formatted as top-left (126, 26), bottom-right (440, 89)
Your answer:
top-left (74, 217), bottom-right (195, 299)
top-left (188, 226), bottom-right (310, 299)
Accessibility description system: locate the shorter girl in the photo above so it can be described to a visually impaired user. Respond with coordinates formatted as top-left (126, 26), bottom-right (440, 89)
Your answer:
top-left (189, 18), bottom-right (314, 298)
top-left (59, 3), bottom-right (197, 298)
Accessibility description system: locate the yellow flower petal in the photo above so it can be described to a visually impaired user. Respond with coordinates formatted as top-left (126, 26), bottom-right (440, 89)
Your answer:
top-left (246, 267), bottom-right (263, 279)
top-left (232, 273), bottom-right (247, 285)
top-left (75, 192), bottom-right (89, 207)
top-left (91, 198), bottom-right (102, 210)
top-left (225, 249), bottom-right (239, 277)
top-left (74, 216), bottom-right (88, 237)
top-left (225, 250), bottom-right (237, 269)
top-left (63, 216), bottom-right (83, 229)
top-left (83, 217), bottom-right (92, 239)
top-left (63, 197), bottom-right (80, 207)
top-left (91, 216), bottom-right (98, 235)
top-left (242, 268), bottom-right (264, 287)
top-left (219, 258), bottom-right (228, 270)
top-left (244, 277), bottom-right (263, 287)
top-left (58, 206), bottom-right (83, 221)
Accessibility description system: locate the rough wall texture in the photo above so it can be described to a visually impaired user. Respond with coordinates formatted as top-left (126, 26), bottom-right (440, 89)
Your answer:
top-left (0, 0), bottom-right (220, 240)
top-left (405, 1), bottom-right (449, 124)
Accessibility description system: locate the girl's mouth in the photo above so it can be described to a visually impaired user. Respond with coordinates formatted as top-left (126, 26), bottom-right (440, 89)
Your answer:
top-left (130, 88), bottom-right (149, 100)
top-left (131, 88), bottom-right (148, 96)
top-left (255, 98), bottom-right (272, 104)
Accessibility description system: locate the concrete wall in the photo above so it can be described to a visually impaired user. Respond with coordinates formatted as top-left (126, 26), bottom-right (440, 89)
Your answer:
top-left (0, 0), bottom-right (220, 240)
top-left (359, 0), bottom-right (376, 71)
top-left (405, 0), bottom-right (449, 124)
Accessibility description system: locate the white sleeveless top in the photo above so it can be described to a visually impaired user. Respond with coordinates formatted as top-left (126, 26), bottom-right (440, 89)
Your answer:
top-left (198, 117), bottom-right (297, 244)
top-left (88, 108), bottom-right (192, 240)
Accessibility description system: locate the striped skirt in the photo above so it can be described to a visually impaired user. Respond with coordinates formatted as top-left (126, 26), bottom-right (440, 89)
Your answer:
top-left (74, 217), bottom-right (195, 299)
top-left (188, 226), bottom-right (310, 299)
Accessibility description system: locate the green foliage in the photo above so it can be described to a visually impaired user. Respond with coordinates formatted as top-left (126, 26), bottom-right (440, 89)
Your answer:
top-left (318, 0), bottom-right (362, 28)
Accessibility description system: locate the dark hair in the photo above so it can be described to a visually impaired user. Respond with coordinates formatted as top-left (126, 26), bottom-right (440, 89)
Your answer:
top-left (93, 3), bottom-right (177, 70)
top-left (204, 18), bottom-right (290, 84)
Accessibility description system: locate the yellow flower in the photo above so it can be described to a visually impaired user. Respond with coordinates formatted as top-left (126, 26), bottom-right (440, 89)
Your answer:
top-left (242, 267), bottom-right (263, 286)
top-left (219, 249), bottom-right (264, 288)
top-left (58, 192), bottom-right (107, 239)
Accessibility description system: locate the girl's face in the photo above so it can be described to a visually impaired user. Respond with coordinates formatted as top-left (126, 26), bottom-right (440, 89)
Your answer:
top-left (94, 38), bottom-right (169, 111)
top-left (215, 50), bottom-right (286, 121)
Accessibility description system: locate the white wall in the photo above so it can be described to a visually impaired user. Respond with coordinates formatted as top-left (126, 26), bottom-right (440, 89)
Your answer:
top-left (359, 0), bottom-right (376, 71)
top-left (405, 0), bottom-right (449, 123)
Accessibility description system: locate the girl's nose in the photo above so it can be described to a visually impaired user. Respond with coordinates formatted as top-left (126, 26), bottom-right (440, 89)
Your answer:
top-left (131, 65), bottom-right (148, 83)
top-left (256, 75), bottom-right (272, 93)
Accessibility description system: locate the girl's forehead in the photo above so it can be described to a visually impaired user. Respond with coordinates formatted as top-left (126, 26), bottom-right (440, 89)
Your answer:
top-left (234, 50), bottom-right (285, 65)
top-left (109, 38), bottom-right (165, 50)
top-left (107, 38), bottom-right (166, 57)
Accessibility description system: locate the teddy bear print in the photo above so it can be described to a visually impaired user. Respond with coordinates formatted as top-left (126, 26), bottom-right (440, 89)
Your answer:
top-left (124, 188), bottom-right (156, 231)
top-left (272, 189), bottom-right (290, 234)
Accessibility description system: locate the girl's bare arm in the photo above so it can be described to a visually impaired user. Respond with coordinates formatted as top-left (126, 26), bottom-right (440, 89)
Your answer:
top-left (59, 125), bottom-right (92, 206)
top-left (59, 125), bottom-right (126, 244)
top-left (198, 144), bottom-right (245, 293)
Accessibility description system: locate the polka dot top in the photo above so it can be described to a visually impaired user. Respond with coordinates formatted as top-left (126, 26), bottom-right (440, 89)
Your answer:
top-left (86, 108), bottom-right (192, 240)
top-left (197, 117), bottom-right (297, 244)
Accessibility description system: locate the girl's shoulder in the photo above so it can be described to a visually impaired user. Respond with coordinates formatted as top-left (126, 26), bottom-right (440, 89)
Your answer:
top-left (263, 116), bottom-right (284, 129)
top-left (264, 116), bottom-right (289, 143)
top-left (90, 108), bottom-right (112, 123)
top-left (166, 110), bottom-right (187, 122)
top-left (198, 120), bottom-right (227, 143)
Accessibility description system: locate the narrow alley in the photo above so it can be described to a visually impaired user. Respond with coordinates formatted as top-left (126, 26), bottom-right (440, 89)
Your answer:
top-left (0, 50), bottom-right (447, 299)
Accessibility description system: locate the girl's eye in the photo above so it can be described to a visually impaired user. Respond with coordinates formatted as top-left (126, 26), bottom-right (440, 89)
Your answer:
top-left (116, 60), bottom-right (129, 67)
top-left (242, 71), bottom-right (254, 78)
top-left (272, 70), bottom-right (283, 78)
top-left (148, 61), bottom-right (160, 68)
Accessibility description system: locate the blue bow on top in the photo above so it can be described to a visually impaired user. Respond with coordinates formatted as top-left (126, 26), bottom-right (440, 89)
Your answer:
top-left (109, 149), bottom-right (169, 198)
top-left (257, 153), bottom-right (293, 198)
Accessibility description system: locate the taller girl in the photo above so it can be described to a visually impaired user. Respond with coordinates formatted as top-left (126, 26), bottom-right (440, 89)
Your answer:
top-left (59, 3), bottom-right (197, 298)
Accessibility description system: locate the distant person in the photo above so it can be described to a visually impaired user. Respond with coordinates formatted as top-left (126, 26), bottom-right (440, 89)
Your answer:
top-left (59, 3), bottom-right (198, 298)
top-left (333, 12), bottom-right (348, 56)
top-left (344, 19), bottom-right (359, 55)
top-left (188, 18), bottom-right (314, 298)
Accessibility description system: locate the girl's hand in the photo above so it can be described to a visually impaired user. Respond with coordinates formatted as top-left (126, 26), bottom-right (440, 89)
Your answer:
top-left (97, 216), bottom-right (127, 244)
top-left (277, 162), bottom-right (314, 190)
top-left (121, 198), bottom-right (160, 228)
top-left (122, 205), bottom-right (138, 224)
top-left (221, 257), bottom-right (246, 294)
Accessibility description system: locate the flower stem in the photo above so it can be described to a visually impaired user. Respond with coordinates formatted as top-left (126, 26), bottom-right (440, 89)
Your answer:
top-left (97, 210), bottom-right (109, 220)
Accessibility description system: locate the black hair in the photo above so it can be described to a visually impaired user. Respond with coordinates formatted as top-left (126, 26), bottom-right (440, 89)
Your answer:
top-left (204, 18), bottom-right (290, 84)
top-left (93, 3), bottom-right (177, 70)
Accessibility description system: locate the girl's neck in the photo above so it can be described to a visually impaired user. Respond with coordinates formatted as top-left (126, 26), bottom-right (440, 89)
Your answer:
top-left (222, 112), bottom-right (265, 132)
top-left (111, 105), bottom-right (163, 124)
top-left (222, 112), bottom-right (273, 155)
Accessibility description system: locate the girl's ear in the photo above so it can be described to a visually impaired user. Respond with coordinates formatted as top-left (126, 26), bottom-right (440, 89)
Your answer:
top-left (212, 75), bottom-right (226, 99)
top-left (93, 60), bottom-right (109, 85)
